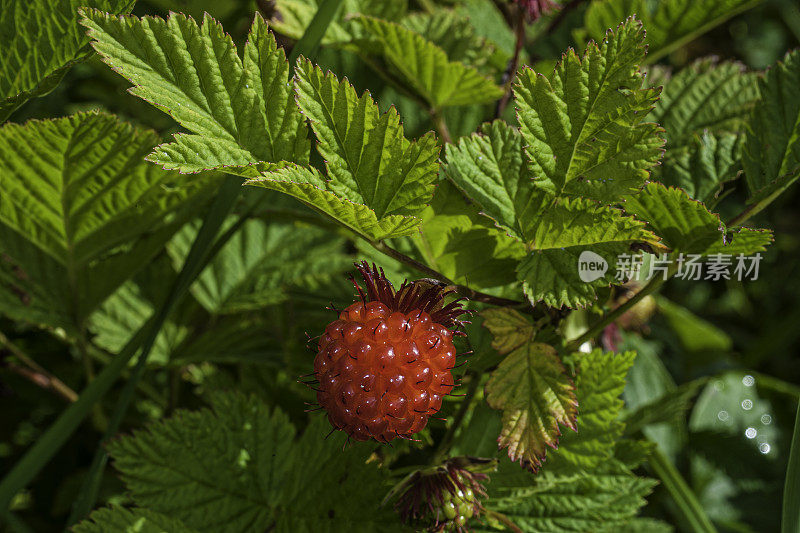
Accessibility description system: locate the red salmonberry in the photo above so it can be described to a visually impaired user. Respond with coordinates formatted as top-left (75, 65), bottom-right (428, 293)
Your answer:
top-left (313, 262), bottom-right (469, 443)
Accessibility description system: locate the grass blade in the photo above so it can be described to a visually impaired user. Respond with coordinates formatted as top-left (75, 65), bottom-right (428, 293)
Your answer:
top-left (783, 403), bottom-right (800, 533)
top-left (649, 448), bottom-right (718, 533)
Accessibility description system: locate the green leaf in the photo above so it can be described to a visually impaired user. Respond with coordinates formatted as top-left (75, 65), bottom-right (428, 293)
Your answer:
top-left (623, 183), bottom-right (724, 254)
top-left (168, 218), bottom-right (351, 314)
top-left (485, 339), bottom-right (577, 471)
top-left (624, 378), bottom-right (708, 436)
top-left (657, 297), bottom-right (732, 353)
top-left (659, 131), bottom-right (744, 204)
top-left (411, 180), bottom-right (525, 289)
top-left (517, 198), bottom-right (660, 308)
top-left (704, 227), bottom-right (774, 255)
top-left (271, 0), bottom-right (407, 45)
top-left (547, 349), bottom-right (637, 472)
top-left (585, 0), bottom-right (763, 63)
top-left (0, 112), bottom-right (214, 331)
top-left (108, 391), bottom-right (399, 532)
top-left (0, 0), bottom-right (134, 121)
top-left (514, 18), bottom-right (664, 201)
top-left (81, 11), bottom-right (309, 175)
top-left (651, 58), bottom-right (759, 148)
top-left (352, 16), bottom-right (503, 110)
top-left (445, 121), bottom-right (544, 242)
top-left (401, 9), bottom-right (495, 71)
top-left (783, 405), bottom-right (800, 533)
top-left (74, 506), bottom-right (197, 533)
top-left (246, 164), bottom-right (421, 240)
top-left (743, 50), bottom-right (800, 203)
top-left (484, 469), bottom-right (657, 533)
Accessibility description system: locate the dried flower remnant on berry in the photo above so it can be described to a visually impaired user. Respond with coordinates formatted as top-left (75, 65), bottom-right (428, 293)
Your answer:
top-left (309, 262), bottom-right (469, 443)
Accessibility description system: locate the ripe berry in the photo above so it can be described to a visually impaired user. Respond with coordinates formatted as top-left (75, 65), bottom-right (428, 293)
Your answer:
top-left (313, 262), bottom-right (468, 443)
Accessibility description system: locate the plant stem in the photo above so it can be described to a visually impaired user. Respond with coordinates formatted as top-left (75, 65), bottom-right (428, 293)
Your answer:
top-left (649, 448), bottom-right (718, 533)
top-left (495, 7), bottom-right (526, 118)
top-left (483, 509), bottom-right (523, 533)
top-left (432, 371), bottom-right (481, 464)
top-left (0, 331), bottom-right (78, 402)
top-left (370, 241), bottom-right (527, 308)
top-left (430, 109), bottom-right (452, 144)
top-left (782, 402), bottom-right (800, 533)
top-left (564, 264), bottom-right (677, 352)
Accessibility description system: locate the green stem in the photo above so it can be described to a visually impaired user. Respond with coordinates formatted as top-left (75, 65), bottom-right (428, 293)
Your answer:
top-left (483, 509), bottom-right (523, 533)
top-left (783, 402), bottom-right (800, 533)
top-left (430, 109), bottom-right (452, 144)
top-left (565, 264), bottom-right (677, 352)
top-left (432, 372), bottom-right (481, 464)
top-left (649, 448), bottom-right (718, 533)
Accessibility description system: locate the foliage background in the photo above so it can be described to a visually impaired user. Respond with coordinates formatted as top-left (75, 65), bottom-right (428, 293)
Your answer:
top-left (0, 0), bottom-right (799, 531)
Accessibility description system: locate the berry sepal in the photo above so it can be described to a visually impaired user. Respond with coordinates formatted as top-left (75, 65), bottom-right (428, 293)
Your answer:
top-left (384, 456), bottom-right (497, 532)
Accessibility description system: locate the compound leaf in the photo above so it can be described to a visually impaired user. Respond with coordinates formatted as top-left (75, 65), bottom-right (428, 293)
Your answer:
top-left (0, 0), bottom-right (134, 121)
top-left (108, 391), bottom-right (398, 533)
top-left (81, 11), bottom-right (309, 175)
top-left (514, 18), bottom-right (664, 202)
top-left (352, 16), bottom-right (503, 110)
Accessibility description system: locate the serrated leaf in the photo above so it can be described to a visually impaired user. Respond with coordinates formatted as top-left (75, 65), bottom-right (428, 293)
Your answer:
top-left (585, 0), bottom-right (762, 63)
top-left (481, 308), bottom-right (537, 354)
top-left (743, 49), bottom-right (800, 203)
top-left (623, 183), bottom-right (724, 254)
top-left (401, 10), bottom-right (494, 71)
top-left (445, 120), bottom-right (544, 242)
top-left (270, 0), bottom-right (407, 45)
top-left (704, 227), bottom-right (773, 255)
top-left (74, 506), bottom-right (197, 533)
top-left (517, 198), bottom-right (660, 308)
top-left (352, 16), bottom-right (503, 110)
top-left (514, 18), bottom-right (664, 201)
top-left (624, 378), bottom-right (707, 436)
top-left (0, 112), bottom-right (214, 332)
top-left (651, 58), bottom-right (758, 148)
top-left (547, 349), bottom-right (637, 472)
top-left (484, 468), bottom-right (657, 533)
top-left (81, 11), bottom-right (309, 174)
top-left (485, 341), bottom-right (577, 471)
top-left (246, 164), bottom-right (421, 240)
top-left (0, 0), bottom-right (134, 121)
top-left (411, 180), bottom-right (525, 289)
top-left (168, 218), bottom-right (351, 314)
top-left (108, 391), bottom-right (399, 532)
top-left (659, 131), bottom-right (744, 204)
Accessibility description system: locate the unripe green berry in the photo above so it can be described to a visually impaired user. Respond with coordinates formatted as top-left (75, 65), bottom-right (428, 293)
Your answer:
top-left (442, 500), bottom-right (457, 520)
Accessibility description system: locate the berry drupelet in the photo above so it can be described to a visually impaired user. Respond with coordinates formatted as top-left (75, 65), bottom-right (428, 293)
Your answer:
top-left (312, 262), bottom-right (469, 443)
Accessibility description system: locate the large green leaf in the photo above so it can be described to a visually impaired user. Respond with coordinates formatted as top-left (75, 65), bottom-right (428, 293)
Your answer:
top-left (81, 11), bottom-right (309, 175)
top-left (0, 0), bottom-right (134, 121)
top-left (546, 349), bottom-right (637, 472)
top-left (401, 9), bottom-right (496, 71)
top-left (514, 18), bottom-right (664, 202)
top-left (247, 59), bottom-right (439, 241)
top-left (585, 0), bottom-right (763, 63)
top-left (483, 469), bottom-right (657, 533)
top-left (411, 180), bottom-right (525, 289)
top-left (75, 506), bottom-right (197, 533)
top-left (484, 311), bottom-right (577, 471)
top-left (743, 50), bottom-right (800, 203)
top-left (659, 131), bottom-right (744, 204)
top-left (0, 112), bottom-right (214, 332)
top-left (352, 16), bottom-right (503, 110)
top-left (168, 218), bottom-right (351, 314)
top-left (270, 0), bottom-right (407, 45)
top-left (517, 198), bottom-right (661, 308)
top-left (651, 58), bottom-right (758, 148)
top-left (623, 183), bottom-right (724, 254)
top-left (106, 391), bottom-right (399, 532)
